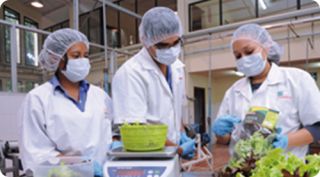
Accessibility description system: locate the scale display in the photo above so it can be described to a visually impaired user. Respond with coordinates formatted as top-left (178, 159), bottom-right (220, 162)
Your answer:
top-left (107, 166), bottom-right (166, 177)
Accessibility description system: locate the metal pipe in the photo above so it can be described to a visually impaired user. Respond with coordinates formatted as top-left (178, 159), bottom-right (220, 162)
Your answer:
top-left (185, 14), bottom-right (320, 45)
top-left (110, 50), bottom-right (116, 81)
top-left (102, 0), bottom-right (110, 93)
top-left (112, 8), bottom-right (320, 53)
top-left (184, 7), bottom-right (320, 39)
top-left (287, 24), bottom-right (292, 66)
top-left (120, 43), bottom-right (142, 51)
top-left (10, 26), bottom-right (18, 92)
top-left (97, 0), bottom-right (142, 19)
top-left (102, 0), bottom-right (108, 69)
top-left (0, 20), bottom-right (119, 53)
top-left (89, 42), bottom-right (134, 56)
top-left (207, 35), bottom-right (213, 148)
top-left (184, 15), bottom-right (320, 56)
top-left (185, 30), bottom-right (320, 58)
top-left (0, 19), bottom-right (50, 35)
top-left (73, 0), bottom-right (79, 30)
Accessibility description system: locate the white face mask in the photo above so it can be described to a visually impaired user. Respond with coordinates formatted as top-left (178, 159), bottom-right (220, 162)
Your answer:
top-left (61, 58), bottom-right (91, 83)
top-left (236, 52), bottom-right (267, 77)
top-left (154, 45), bottom-right (181, 65)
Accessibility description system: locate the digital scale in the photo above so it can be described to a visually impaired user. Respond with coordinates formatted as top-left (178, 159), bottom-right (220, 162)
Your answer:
top-left (103, 147), bottom-right (181, 177)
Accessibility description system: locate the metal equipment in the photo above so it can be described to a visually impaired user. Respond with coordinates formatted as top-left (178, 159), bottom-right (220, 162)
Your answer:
top-left (104, 147), bottom-right (181, 177)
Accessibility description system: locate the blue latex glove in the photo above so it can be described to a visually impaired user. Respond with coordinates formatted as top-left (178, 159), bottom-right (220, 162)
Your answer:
top-left (182, 151), bottom-right (195, 160)
top-left (273, 134), bottom-right (288, 149)
top-left (110, 141), bottom-right (123, 150)
top-left (273, 128), bottom-right (288, 149)
top-left (180, 139), bottom-right (196, 157)
top-left (93, 161), bottom-right (103, 177)
top-left (212, 115), bottom-right (241, 136)
top-left (180, 132), bottom-right (192, 145)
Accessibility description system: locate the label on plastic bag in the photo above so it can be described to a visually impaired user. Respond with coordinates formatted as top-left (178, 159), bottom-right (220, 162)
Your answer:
top-left (248, 106), bottom-right (279, 131)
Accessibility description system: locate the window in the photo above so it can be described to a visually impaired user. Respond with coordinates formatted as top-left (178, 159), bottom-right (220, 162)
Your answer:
top-left (89, 8), bottom-right (103, 53)
top-left (120, 0), bottom-right (137, 47)
top-left (259, 0), bottom-right (297, 17)
top-left (5, 80), bottom-right (11, 92)
top-left (4, 7), bottom-right (20, 64)
top-left (80, 8), bottom-right (103, 52)
top-left (61, 21), bottom-right (69, 28)
top-left (138, 0), bottom-right (155, 15)
top-left (223, 0), bottom-right (256, 24)
top-left (80, 13), bottom-right (89, 38)
top-left (18, 81), bottom-right (24, 92)
top-left (188, 1), bottom-right (306, 31)
top-left (157, 0), bottom-right (177, 11)
top-left (189, 0), bottom-right (220, 31)
top-left (25, 81), bottom-right (35, 92)
top-left (52, 24), bottom-right (63, 32)
top-left (24, 17), bottom-right (39, 66)
top-left (106, 5), bottom-right (120, 48)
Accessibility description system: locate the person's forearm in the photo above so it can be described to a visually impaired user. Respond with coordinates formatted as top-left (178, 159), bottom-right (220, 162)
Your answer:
top-left (165, 139), bottom-right (183, 155)
top-left (287, 128), bottom-right (314, 148)
top-left (216, 134), bottom-right (231, 145)
top-left (165, 139), bottom-right (176, 146)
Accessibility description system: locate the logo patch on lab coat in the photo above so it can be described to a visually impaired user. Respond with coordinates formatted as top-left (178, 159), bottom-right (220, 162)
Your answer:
top-left (277, 91), bottom-right (292, 100)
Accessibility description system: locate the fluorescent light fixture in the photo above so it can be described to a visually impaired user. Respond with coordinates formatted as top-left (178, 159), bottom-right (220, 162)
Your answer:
top-left (234, 71), bottom-right (245, 77)
top-left (31, 0), bottom-right (44, 8)
top-left (309, 62), bottom-right (320, 68)
top-left (259, 0), bottom-right (267, 10)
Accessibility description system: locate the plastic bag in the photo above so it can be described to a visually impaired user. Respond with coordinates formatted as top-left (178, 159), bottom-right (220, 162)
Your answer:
top-left (229, 107), bottom-right (279, 156)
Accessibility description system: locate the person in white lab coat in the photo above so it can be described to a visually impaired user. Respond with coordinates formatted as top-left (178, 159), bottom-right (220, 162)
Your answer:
top-left (112, 7), bottom-right (195, 159)
top-left (212, 24), bottom-right (320, 158)
top-left (18, 28), bottom-right (112, 176)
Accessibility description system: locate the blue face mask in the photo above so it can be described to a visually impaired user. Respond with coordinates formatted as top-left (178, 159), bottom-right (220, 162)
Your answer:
top-left (236, 52), bottom-right (267, 77)
top-left (61, 58), bottom-right (91, 83)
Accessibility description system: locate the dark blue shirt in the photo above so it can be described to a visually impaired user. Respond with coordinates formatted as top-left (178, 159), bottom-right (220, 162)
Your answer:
top-left (251, 83), bottom-right (262, 92)
top-left (166, 66), bottom-right (172, 91)
top-left (305, 122), bottom-right (320, 143)
top-left (49, 76), bottom-right (90, 112)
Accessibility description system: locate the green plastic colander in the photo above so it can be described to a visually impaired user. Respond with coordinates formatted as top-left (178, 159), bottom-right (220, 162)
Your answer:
top-left (120, 123), bottom-right (168, 152)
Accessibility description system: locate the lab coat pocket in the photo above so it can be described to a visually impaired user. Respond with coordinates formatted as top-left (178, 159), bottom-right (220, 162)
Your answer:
top-left (276, 96), bottom-right (299, 128)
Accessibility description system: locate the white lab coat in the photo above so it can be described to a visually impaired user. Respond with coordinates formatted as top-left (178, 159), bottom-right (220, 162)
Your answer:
top-left (18, 82), bottom-right (113, 172)
top-left (217, 63), bottom-right (320, 158)
top-left (112, 47), bottom-right (187, 144)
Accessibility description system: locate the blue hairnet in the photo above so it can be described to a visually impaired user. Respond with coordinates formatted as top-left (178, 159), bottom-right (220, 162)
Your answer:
top-left (139, 7), bottom-right (183, 48)
top-left (39, 28), bottom-right (89, 71)
top-left (231, 24), bottom-right (283, 64)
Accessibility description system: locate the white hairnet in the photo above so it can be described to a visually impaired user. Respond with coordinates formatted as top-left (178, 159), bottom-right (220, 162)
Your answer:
top-left (39, 28), bottom-right (89, 71)
top-left (231, 24), bottom-right (283, 64)
top-left (139, 7), bottom-right (183, 48)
